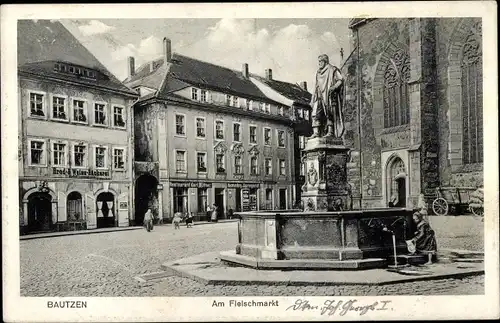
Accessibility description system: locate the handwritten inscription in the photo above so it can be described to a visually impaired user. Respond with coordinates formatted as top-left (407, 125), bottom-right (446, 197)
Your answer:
top-left (286, 298), bottom-right (392, 316)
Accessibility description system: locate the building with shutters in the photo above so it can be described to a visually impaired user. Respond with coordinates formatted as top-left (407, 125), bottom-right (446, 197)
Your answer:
top-left (343, 18), bottom-right (483, 209)
top-left (18, 20), bottom-right (138, 234)
top-left (124, 38), bottom-right (308, 223)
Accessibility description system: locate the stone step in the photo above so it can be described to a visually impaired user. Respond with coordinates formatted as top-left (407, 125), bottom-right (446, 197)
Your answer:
top-left (387, 254), bottom-right (428, 266)
top-left (438, 249), bottom-right (484, 260)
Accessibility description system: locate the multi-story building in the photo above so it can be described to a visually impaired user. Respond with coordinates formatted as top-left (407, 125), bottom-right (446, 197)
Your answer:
top-left (124, 38), bottom-right (300, 223)
top-left (18, 20), bottom-right (138, 234)
top-left (250, 71), bottom-right (312, 205)
top-left (343, 18), bottom-right (483, 209)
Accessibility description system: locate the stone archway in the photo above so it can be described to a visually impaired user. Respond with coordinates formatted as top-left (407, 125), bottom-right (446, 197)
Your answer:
top-left (386, 156), bottom-right (407, 207)
top-left (134, 174), bottom-right (159, 226)
top-left (26, 192), bottom-right (53, 233)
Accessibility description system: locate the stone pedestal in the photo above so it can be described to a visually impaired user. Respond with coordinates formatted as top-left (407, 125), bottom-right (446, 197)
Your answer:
top-left (301, 137), bottom-right (350, 211)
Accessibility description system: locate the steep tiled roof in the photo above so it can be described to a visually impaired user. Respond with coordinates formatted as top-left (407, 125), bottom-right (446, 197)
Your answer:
top-left (18, 19), bottom-right (137, 96)
top-left (251, 74), bottom-right (311, 106)
top-left (125, 53), bottom-right (278, 103)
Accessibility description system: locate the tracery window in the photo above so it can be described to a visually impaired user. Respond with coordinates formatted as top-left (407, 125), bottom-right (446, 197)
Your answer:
top-left (461, 30), bottom-right (483, 164)
top-left (383, 49), bottom-right (410, 128)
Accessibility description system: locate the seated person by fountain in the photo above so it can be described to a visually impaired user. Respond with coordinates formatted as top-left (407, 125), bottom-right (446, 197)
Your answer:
top-left (409, 211), bottom-right (438, 265)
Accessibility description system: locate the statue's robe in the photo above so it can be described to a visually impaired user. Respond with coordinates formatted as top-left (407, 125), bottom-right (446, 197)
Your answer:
top-left (311, 64), bottom-right (344, 137)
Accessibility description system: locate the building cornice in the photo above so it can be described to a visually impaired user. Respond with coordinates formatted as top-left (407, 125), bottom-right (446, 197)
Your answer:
top-left (137, 95), bottom-right (297, 127)
top-left (348, 18), bottom-right (377, 30)
top-left (18, 70), bottom-right (139, 99)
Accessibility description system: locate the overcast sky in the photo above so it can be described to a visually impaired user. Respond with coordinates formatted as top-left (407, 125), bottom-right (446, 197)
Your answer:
top-left (62, 18), bottom-right (352, 90)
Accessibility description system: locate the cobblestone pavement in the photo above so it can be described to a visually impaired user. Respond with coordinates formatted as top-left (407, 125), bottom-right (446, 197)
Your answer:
top-left (20, 220), bottom-right (484, 297)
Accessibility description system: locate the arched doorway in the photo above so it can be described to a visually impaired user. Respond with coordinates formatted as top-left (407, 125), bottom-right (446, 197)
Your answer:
top-left (135, 174), bottom-right (158, 226)
top-left (67, 192), bottom-right (83, 221)
top-left (96, 192), bottom-right (115, 228)
top-left (386, 157), bottom-right (407, 207)
top-left (27, 192), bottom-right (53, 232)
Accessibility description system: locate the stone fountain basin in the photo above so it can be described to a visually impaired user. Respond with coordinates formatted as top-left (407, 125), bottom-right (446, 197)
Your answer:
top-left (221, 208), bottom-right (417, 270)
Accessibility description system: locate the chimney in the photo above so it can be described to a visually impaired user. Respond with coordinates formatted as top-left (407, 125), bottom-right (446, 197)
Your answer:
top-left (149, 61), bottom-right (155, 73)
top-left (163, 37), bottom-right (172, 63)
top-left (265, 68), bottom-right (273, 80)
top-left (127, 57), bottom-right (135, 77)
top-left (300, 81), bottom-right (308, 91)
top-left (242, 63), bottom-right (249, 78)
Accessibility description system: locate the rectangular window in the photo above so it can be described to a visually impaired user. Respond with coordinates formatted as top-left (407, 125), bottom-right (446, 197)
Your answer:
top-left (264, 128), bottom-right (272, 146)
top-left (279, 159), bottom-right (286, 176)
top-left (265, 103), bottom-right (271, 114)
top-left (30, 140), bottom-right (45, 165)
top-left (176, 150), bottom-right (186, 172)
top-left (215, 120), bottom-right (224, 140)
top-left (233, 96), bottom-right (239, 107)
top-left (95, 146), bottom-right (107, 168)
top-left (297, 108), bottom-right (304, 119)
top-left (52, 96), bottom-right (66, 120)
top-left (233, 123), bottom-right (241, 142)
top-left (113, 106), bottom-right (126, 127)
top-left (250, 156), bottom-right (258, 175)
top-left (226, 94), bottom-right (232, 106)
top-left (94, 103), bottom-right (107, 125)
top-left (249, 126), bottom-right (257, 144)
top-left (234, 156), bottom-right (242, 174)
top-left (30, 92), bottom-right (45, 117)
top-left (200, 90), bottom-right (207, 102)
top-left (113, 148), bottom-right (125, 170)
top-left (191, 88), bottom-right (198, 100)
top-left (259, 102), bottom-right (265, 112)
top-left (52, 142), bottom-right (66, 166)
top-left (247, 99), bottom-right (253, 111)
top-left (299, 135), bottom-right (306, 149)
top-left (73, 99), bottom-right (87, 123)
top-left (73, 144), bottom-right (86, 167)
top-left (277, 130), bottom-right (285, 147)
top-left (278, 106), bottom-right (284, 116)
top-left (196, 117), bottom-right (206, 138)
top-left (173, 188), bottom-right (188, 214)
top-left (197, 188), bottom-right (208, 212)
top-left (197, 152), bottom-right (207, 172)
top-left (265, 158), bottom-right (272, 175)
top-left (176, 114), bottom-right (185, 135)
top-left (265, 188), bottom-right (273, 210)
top-left (216, 154), bottom-right (225, 173)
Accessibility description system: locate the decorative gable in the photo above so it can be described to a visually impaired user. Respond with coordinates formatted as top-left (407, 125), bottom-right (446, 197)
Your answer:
top-left (248, 145), bottom-right (260, 156)
top-left (214, 141), bottom-right (228, 154)
top-left (231, 143), bottom-right (245, 156)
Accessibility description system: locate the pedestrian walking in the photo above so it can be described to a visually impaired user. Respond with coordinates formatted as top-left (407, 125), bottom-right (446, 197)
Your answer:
top-left (211, 204), bottom-right (218, 223)
top-left (143, 208), bottom-right (154, 232)
top-left (206, 205), bottom-right (212, 222)
top-left (185, 212), bottom-right (194, 228)
top-left (173, 212), bottom-right (182, 230)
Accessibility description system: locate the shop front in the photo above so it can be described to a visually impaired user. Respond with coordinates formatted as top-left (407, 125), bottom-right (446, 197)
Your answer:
top-left (20, 172), bottom-right (131, 234)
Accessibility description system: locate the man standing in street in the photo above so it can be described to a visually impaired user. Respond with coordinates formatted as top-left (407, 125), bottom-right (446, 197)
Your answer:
top-left (144, 208), bottom-right (154, 232)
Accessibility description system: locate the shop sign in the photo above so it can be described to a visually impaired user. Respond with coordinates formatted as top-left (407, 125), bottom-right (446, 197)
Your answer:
top-left (52, 168), bottom-right (110, 178)
top-left (227, 182), bottom-right (260, 189)
top-left (170, 181), bottom-right (212, 188)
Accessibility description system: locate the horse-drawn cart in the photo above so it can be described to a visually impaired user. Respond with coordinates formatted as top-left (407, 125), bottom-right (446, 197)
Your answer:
top-left (432, 186), bottom-right (484, 216)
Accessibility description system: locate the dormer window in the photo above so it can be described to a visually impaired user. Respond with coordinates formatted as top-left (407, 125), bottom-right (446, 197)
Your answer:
top-left (226, 94), bottom-right (232, 106)
top-left (233, 96), bottom-right (239, 107)
top-left (246, 99), bottom-right (253, 110)
top-left (192, 88), bottom-right (199, 101)
top-left (200, 90), bottom-right (207, 102)
top-left (53, 62), bottom-right (97, 80)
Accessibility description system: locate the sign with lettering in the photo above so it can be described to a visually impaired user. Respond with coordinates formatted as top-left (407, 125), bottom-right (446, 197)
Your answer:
top-left (227, 183), bottom-right (260, 189)
top-left (52, 168), bottom-right (110, 179)
top-left (170, 181), bottom-right (212, 188)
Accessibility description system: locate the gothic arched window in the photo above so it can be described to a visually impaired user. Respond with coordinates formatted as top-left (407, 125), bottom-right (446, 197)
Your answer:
top-left (461, 31), bottom-right (483, 164)
top-left (383, 49), bottom-right (410, 128)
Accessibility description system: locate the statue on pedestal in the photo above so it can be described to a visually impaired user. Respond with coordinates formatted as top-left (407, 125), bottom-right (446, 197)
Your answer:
top-left (310, 54), bottom-right (345, 139)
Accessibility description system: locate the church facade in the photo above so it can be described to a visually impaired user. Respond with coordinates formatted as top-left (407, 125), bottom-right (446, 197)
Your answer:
top-left (343, 18), bottom-right (483, 209)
